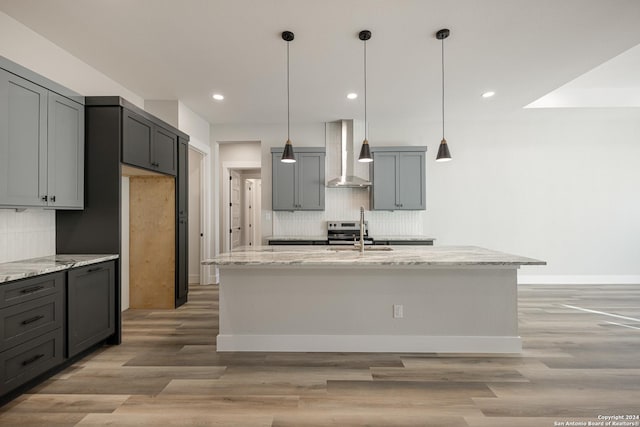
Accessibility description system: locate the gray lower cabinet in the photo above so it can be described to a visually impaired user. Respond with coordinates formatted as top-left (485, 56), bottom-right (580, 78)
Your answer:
top-left (370, 147), bottom-right (427, 211)
top-left (67, 261), bottom-right (116, 358)
top-left (271, 147), bottom-right (325, 211)
top-left (122, 109), bottom-right (177, 176)
top-left (0, 59), bottom-right (84, 210)
top-left (0, 272), bottom-right (65, 395)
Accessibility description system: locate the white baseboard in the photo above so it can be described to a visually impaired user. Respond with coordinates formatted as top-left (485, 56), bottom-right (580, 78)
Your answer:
top-left (188, 273), bottom-right (200, 284)
top-left (518, 274), bottom-right (640, 285)
top-left (216, 334), bottom-right (522, 353)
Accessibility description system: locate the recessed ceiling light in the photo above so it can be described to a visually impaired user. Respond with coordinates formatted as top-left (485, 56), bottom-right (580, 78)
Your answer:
top-left (347, 93), bottom-right (358, 100)
top-left (481, 91), bottom-right (495, 98)
top-left (212, 94), bottom-right (224, 101)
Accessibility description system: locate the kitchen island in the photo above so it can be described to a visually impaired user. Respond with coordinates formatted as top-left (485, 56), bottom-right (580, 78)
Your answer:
top-left (203, 246), bottom-right (545, 353)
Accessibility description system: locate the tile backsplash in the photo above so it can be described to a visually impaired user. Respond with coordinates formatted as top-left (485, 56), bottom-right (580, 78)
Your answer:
top-left (272, 188), bottom-right (426, 237)
top-left (0, 209), bottom-right (55, 263)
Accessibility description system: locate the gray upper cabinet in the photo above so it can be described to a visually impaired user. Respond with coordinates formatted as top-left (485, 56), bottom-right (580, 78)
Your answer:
top-left (0, 69), bottom-right (47, 208)
top-left (0, 62), bottom-right (84, 210)
top-left (370, 147), bottom-right (427, 211)
top-left (122, 109), bottom-right (177, 176)
top-left (47, 92), bottom-right (84, 209)
top-left (271, 147), bottom-right (325, 211)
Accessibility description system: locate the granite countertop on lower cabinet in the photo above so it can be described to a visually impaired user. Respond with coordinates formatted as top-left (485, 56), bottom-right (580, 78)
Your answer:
top-left (204, 245), bottom-right (546, 267)
top-left (0, 254), bottom-right (119, 284)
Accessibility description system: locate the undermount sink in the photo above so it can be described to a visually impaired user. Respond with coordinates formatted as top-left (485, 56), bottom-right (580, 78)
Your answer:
top-left (327, 246), bottom-right (393, 252)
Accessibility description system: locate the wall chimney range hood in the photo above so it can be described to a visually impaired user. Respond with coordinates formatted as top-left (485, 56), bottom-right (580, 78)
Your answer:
top-left (326, 120), bottom-right (371, 188)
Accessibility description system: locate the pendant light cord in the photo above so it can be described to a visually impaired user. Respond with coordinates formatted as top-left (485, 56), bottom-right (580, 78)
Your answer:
top-left (364, 38), bottom-right (367, 140)
top-left (441, 37), bottom-right (445, 140)
top-left (287, 40), bottom-right (290, 141)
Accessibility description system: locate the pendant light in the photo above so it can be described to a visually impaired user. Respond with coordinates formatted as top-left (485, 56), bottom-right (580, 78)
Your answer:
top-left (358, 30), bottom-right (373, 163)
top-left (436, 28), bottom-right (452, 162)
top-left (281, 31), bottom-right (296, 163)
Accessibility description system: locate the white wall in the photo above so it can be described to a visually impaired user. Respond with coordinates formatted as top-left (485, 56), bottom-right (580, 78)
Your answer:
top-left (188, 149), bottom-right (203, 283)
top-left (0, 210), bottom-right (55, 263)
top-left (211, 111), bottom-right (640, 283)
top-left (1, 11), bottom-right (145, 265)
top-left (0, 11), bottom-right (143, 107)
top-left (121, 177), bottom-right (130, 311)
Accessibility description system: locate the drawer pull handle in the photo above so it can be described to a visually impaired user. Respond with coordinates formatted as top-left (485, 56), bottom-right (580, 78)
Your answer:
top-left (20, 286), bottom-right (44, 294)
top-left (21, 315), bottom-right (44, 325)
top-left (22, 353), bottom-right (45, 366)
top-left (87, 267), bottom-right (103, 273)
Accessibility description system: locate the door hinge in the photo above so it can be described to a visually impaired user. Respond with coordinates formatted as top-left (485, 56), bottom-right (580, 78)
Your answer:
top-left (229, 202), bottom-right (232, 207)
top-left (229, 229), bottom-right (232, 234)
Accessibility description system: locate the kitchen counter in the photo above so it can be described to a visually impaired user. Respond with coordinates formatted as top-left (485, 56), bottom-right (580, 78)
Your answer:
top-left (205, 246), bottom-right (545, 353)
top-left (0, 254), bottom-right (119, 284)
top-left (204, 245), bottom-right (544, 267)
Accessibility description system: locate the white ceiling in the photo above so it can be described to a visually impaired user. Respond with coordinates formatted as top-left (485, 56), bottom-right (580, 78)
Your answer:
top-left (1, 0), bottom-right (640, 124)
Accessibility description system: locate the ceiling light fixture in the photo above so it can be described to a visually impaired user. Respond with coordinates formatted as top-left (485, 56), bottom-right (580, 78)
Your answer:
top-left (482, 91), bottom-right (495, 98)
top-left (358, 30), bottom-right (373, 163)
top-left (436, 28), bottom-right (452, 162)
top-left (281, 30), bottom-right (296, 163)
top-left (347, 93), bottom-right (358, 100)
top-left (212, 94), bottom-right (224, 101)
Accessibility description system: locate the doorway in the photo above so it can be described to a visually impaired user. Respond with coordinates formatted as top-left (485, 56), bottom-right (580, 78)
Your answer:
top-left (218, 141), bottom-right (262, 254)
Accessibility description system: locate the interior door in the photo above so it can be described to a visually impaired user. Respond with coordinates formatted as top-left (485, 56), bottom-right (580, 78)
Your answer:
top-left (230, 170), bottom-right (241, 250)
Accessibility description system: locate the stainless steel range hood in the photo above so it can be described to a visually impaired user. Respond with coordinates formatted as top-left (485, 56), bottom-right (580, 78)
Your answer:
top-left (326, 120), bottom-right (371, 188)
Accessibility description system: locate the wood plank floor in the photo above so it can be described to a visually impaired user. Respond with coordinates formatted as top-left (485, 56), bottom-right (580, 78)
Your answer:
top-left (1, 284), bottom-right (639, 426)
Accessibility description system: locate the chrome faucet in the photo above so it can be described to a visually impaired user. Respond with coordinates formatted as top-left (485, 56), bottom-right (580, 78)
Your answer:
top-left (358, 206), bottom-right (365, 254)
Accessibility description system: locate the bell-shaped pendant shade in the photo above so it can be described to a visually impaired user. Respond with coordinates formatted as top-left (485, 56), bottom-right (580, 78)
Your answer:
top-left (435, 138), bottom-right (452, 162)
top-left (358, 139), bottom-right (373, 163)
top-left (281, 139), bottom-right (296, 163)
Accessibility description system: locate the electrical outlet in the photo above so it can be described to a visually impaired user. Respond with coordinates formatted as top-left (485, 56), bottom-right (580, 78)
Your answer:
top-left (393, 304), bottom-right (403, 318)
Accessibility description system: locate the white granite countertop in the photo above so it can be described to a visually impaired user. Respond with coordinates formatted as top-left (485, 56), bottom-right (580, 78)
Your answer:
top-left (203, 245), bottom-right (545, 267)
top-left (0, 254), bottom-right (119, 284)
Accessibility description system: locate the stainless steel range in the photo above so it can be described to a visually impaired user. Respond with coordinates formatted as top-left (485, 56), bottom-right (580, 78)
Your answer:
top-left (327, 220), bottom-right (373, 245)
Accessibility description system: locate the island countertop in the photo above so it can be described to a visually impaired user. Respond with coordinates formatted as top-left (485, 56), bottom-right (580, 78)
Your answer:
top-left (203, 245), bottom-right (545, 267)
top-left (0, 254), bottom-right (119, 284)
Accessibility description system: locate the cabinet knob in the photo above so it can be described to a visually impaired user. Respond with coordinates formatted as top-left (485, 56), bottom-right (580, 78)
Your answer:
top-left (41, 195), bottom-right (48, 202)
top-left (51, 196), bottom-right (56, 202)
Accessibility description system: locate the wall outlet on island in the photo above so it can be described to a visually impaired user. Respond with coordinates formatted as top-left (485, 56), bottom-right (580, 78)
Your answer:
top-left (393, 304), bottom-right (404, 319)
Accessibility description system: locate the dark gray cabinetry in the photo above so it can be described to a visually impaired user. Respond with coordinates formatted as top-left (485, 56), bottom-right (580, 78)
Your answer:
top-left (0, 272), bottom-right (65, 395)
top-left (67, 261), bottom-right (115, 358)
top-left (271, 148), bottom-right (325, 211)
top-left (176, 138), bottom-right (188, 307)
top-left (57, 96), bottom-right (189, 309)
top-left (0, 59), bottom-right (84, 210)
top-left (122, 109), bottom-right (177, 176)
top-left (370, 147), bottom-right (426, 211)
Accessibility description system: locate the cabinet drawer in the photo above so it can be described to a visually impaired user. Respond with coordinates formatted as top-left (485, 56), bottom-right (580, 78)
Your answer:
top-left (0, 272), bottom-right (64, 309)
top-left (0, 328), bottom-right (63, 395)
top-left (0, 293), bottom-right (63, 352)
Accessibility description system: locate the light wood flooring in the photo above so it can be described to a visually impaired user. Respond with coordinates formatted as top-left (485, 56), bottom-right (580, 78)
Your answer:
top-left (1, 284), bottom-right (639, 426)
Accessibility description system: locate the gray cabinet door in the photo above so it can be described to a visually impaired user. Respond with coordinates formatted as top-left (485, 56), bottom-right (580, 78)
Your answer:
top-left (371, 152), bottom-right (399, 210)
top-left (177, 217), bottom-right (188, 303)
top-left (272, 152), bottom-right (296, 210)
top-left (153, 126), bottom-right (177, 175)
top-left (67, 261), bottom-right (116, 358)
top-left (47, 92), bottom-right (84, 209)
top-left (177, 139), bottom-right (188, 217)
top-left (297, 152), bottom-right (325, 210)
top-left (0, 69), bottom-right (47, 207)
top-left (371, 149), bottom-right (426, 210)
top-left (122, 109), bottom-right (153, 170)
top-left (398, 151), bottom-right (425, 210)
